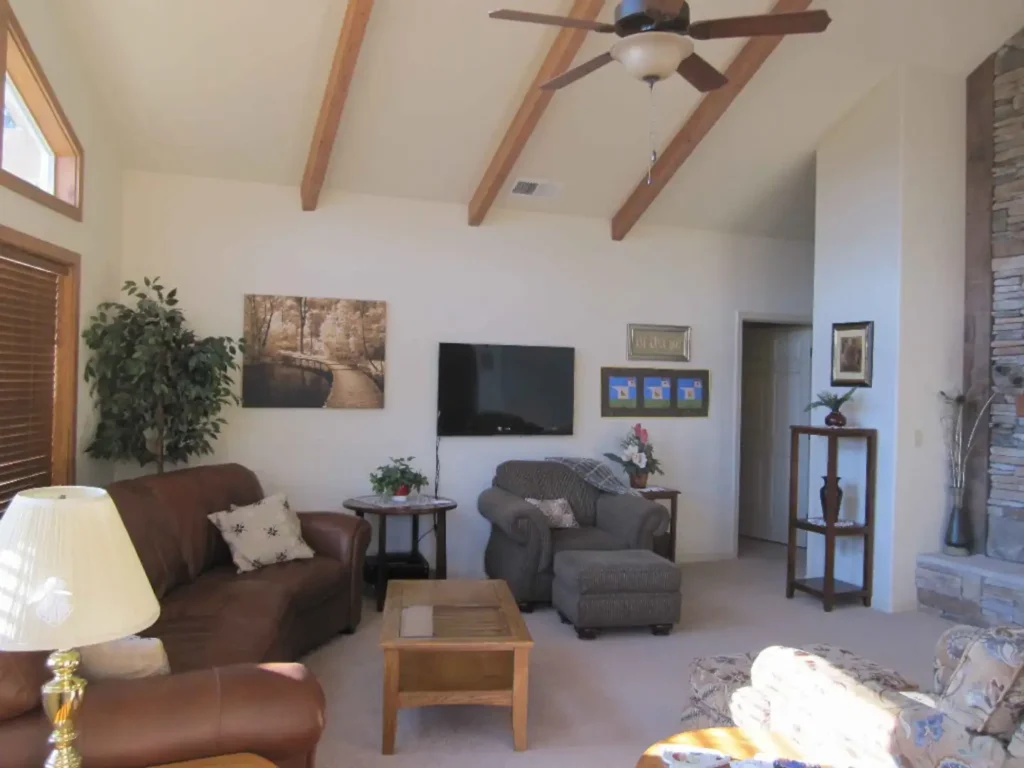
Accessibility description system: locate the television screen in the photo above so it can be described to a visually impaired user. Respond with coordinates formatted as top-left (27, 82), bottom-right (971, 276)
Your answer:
top-left (437, 343), bottom-right (575, 436)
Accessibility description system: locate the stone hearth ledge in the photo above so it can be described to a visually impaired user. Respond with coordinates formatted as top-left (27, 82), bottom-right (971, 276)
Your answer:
top-left (916, 552), bottom-right (1024, 627)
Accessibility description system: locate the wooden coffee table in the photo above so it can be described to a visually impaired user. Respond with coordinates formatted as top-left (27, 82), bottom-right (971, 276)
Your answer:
top-left (379, 579), bottom-right (533, 754)
top-left (636, 727), bottom-right (806, 766)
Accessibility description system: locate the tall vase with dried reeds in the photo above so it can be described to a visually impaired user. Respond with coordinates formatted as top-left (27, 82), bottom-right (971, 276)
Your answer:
top-left (939, 374), bottom-right (1020, 556)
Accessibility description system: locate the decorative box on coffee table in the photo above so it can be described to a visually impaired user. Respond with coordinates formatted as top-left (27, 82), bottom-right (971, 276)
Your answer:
top-left (786, 425), bottom-right (877, 612)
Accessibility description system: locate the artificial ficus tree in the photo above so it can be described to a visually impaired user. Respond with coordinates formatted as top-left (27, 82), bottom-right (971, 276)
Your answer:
top-left (83, 278), bottom-right (242, 473)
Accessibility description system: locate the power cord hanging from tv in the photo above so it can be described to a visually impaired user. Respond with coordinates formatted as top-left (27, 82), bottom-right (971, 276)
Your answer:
top-left (417, 430), bottom-right (442, 546)
top-left (433, 431), bottom-right (441, 499)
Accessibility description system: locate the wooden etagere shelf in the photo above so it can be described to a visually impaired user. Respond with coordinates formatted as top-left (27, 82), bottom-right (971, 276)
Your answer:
top-left (786, 425), bottom-right (877, 612)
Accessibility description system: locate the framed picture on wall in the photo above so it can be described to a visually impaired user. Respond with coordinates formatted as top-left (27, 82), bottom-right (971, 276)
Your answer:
top-left (830, 321), bottom-right (873, 387)
top-left (601, 367), bottom-right (710, 417)
top-left (627, 323), bottom-right (692, 362)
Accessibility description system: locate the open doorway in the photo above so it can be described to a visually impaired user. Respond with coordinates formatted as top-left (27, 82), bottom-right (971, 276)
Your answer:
top-left (738, 320), bottom-right (812, 556)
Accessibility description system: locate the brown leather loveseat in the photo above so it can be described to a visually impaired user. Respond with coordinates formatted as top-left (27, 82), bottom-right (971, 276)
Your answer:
top-left (0, 463), bottom-right (371, 768)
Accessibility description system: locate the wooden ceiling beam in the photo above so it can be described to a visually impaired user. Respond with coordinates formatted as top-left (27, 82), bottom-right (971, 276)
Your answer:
top-left (300, 0), bottom-right (375, 211)
top-left (610, 0), bottom-right (812, 241)
top-left (468, 0), bottom-right (605, 227)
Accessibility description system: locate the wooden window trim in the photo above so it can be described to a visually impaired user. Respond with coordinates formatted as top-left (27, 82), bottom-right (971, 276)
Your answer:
top-left (0, 0), bottom-right (84, 221)
top-left (0, 223), bottom-right (80, 485)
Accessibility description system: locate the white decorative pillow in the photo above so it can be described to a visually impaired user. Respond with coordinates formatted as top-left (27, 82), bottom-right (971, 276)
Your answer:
top-left (209, 494), bottom-right (315, 572)
top-left (80, 636), bottom-right (170, 680)
top-left (526, 497), bottom-right (579, 529)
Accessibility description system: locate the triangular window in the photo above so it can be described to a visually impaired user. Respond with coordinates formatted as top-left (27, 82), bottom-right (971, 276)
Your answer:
top-left (4, 75), bottom-right (55, 194)
top-left (0, 3), bottom-right (83, 220)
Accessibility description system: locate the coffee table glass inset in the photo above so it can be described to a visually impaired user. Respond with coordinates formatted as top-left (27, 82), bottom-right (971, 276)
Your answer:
top-left (379, 579), bottom-right (533, 754)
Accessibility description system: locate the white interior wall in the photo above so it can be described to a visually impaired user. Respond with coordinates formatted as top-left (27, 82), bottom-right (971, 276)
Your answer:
top-left (810, 77), bottom-right (904, 607)
top-left (811, 68), bottom-right (966, 612)
top-left (119, 171), bottom-right (814, 575)
top-left (0, 0), bottom-right (123, 487)
top-left (891, 69), bottom-right (966, 611)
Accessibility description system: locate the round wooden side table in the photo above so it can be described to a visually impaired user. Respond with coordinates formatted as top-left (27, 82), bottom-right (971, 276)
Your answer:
top-left (636, 727), bottom-right (806, 767)
top-left (343, 495), bottom-right (457, 611)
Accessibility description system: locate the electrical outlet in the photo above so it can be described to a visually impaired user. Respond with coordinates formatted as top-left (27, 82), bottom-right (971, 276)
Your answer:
top-left (914, 429), bottom-right (924, 448)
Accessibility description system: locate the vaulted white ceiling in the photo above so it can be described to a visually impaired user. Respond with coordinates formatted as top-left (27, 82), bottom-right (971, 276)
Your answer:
top-left (56, 0), bottom-right (1024, 240)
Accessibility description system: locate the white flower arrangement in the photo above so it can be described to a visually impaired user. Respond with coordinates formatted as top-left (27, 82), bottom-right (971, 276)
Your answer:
top-left (605, 424), bottom-right (662, 477)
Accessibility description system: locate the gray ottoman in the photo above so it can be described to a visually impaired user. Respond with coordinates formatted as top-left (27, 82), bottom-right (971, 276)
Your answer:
top-left (552, 549), bottom-right (681, 639)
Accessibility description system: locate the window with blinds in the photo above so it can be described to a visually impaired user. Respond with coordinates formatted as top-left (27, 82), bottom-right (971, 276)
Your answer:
top-left (0, 240), bottom-right (72, 509)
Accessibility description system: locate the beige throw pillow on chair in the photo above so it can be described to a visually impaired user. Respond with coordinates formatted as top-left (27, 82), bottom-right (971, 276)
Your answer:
top-left (209, 493), bottom-right (314, 573)
top-left (525, 497), bottom-right (579, 529)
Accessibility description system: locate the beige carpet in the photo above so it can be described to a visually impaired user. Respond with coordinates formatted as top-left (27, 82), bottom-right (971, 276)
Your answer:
top-left (303, 542), bottom-right (953, 767)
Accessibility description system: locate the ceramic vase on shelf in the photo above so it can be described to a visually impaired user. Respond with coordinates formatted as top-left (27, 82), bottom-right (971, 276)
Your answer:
top-left (630, 472), bottom-right (649, 489)
top-left (825, 410), bottom-right (847, 428)
top-left (943, 485), bottom-right (972, 557)
top-left (819, 476), bottom-right (843, 519)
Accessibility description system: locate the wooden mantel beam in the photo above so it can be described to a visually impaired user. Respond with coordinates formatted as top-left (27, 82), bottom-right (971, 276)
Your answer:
top-left (468, 0), bottom-right (605, 226)
top-left (610, 0), bottom-right (812, 241)
top-left (300, 0), bottom-right (375, 211)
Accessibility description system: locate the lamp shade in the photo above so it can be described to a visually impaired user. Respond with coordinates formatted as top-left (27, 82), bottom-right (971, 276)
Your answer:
top-left (0, 487), bottom-right (159, 652)
top-left (611, 31), bottom-right (694, 82)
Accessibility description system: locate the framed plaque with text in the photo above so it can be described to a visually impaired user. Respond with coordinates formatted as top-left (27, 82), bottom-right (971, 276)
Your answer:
top-left (627, 324), bottom-right (691, 363)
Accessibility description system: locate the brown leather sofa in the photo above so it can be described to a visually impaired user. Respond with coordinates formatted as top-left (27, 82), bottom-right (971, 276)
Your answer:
top-left (0, 463), bottom-right (371, 768)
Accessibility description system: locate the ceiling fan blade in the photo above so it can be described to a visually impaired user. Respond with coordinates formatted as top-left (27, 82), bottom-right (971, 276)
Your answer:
top-left (676, 53), bottom-right (728, 92)
top-left (489, 9), bottom-right (615, 33)
top-left (541, 52), bottom-right (614, 90)
top-left (688, 10), bottom-right (831, 40)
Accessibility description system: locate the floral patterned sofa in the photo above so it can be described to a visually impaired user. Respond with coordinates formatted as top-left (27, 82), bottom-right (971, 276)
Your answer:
top-left (680, 626), bottom-right (1024, 767)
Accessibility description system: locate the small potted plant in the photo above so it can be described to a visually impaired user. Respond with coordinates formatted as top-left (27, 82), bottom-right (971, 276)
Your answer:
top-left (370, 457), bottom-right (429, 502)
top-left (604, 423), bottom-right (663, 489)
top-left (806, 388), bottom-right (857, 427)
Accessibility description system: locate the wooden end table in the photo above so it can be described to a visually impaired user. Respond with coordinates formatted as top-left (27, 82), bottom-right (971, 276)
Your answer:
top-left (635, 486), bottom-right (679, 562)
top-left (636, 727), bottom-right (806, 767)
top-left (343, 495), bottom-right (457, 611)
top-left (379, 579), bottom-right (533, 755)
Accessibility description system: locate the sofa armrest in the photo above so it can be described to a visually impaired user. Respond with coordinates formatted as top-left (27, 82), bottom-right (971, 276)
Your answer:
top-left (0, 663), bottom-right (324, 768)
top-left (478, 487), bottom-right (552, 567)
top-left (933, 624), bottom-right (985, 695)
top-left (750, 646), bottom-right (1007, 767)
top-left (299, 511), bottom-right (371, 629)
top-left (595, 493), bottom-right (667, 549)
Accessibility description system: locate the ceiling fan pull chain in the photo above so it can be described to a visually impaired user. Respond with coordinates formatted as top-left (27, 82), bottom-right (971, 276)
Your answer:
top-left (648, 80), bottom-right (657, 185)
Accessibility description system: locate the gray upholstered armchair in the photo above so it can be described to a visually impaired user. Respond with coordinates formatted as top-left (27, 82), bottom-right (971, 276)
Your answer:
top-left (478, 460), bottom-right (669, 607)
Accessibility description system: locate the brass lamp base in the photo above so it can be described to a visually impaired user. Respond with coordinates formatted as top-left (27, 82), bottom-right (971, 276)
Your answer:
top-left (41, 649), bottom-right (86, 768)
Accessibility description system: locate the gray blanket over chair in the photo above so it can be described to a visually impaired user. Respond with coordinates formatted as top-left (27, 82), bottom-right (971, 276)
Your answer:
top-left (544, 457), bottom-right (640, 496)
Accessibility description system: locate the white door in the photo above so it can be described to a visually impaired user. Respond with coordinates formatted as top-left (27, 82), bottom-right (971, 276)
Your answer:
top-left (739, 324), bottom-right (812, 544)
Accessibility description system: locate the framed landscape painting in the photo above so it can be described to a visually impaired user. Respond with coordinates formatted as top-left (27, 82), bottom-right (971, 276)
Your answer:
top-left (601, 367), bottom-right (709, 417)
top-left (242, 294), bottom-right (386, 409)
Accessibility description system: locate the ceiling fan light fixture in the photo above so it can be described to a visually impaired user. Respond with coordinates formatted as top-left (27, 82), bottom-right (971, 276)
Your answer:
top-left (610, 31), bottom-right (693, 83)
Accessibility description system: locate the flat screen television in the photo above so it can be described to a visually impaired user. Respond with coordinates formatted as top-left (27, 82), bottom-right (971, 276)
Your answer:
top-left (437, 343), bottom-right (575, 436)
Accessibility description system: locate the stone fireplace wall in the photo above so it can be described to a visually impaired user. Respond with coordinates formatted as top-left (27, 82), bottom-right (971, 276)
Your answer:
top-left (989, 29), bottom-right (1024, 564)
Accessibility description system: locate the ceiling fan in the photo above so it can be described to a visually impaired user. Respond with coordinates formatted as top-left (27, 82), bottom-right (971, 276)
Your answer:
top-left (489, 0), bottom-right (832, 93)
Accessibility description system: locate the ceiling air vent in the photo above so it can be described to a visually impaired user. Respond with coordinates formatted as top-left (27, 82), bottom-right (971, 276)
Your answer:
top-left (510, 178), bottom-right (562, 199)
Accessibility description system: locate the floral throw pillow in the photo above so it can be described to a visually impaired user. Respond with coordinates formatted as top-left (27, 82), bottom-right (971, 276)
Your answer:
top-left (209, 494), bottom-right (314, 573)
top-left (525, 497), bottom-right (579, 529)
top-left (939, 626), bottom-right (1024, 741)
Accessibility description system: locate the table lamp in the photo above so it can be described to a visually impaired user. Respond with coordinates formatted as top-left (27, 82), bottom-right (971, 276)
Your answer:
top-left (0, 486), bottom-right (160, 768)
